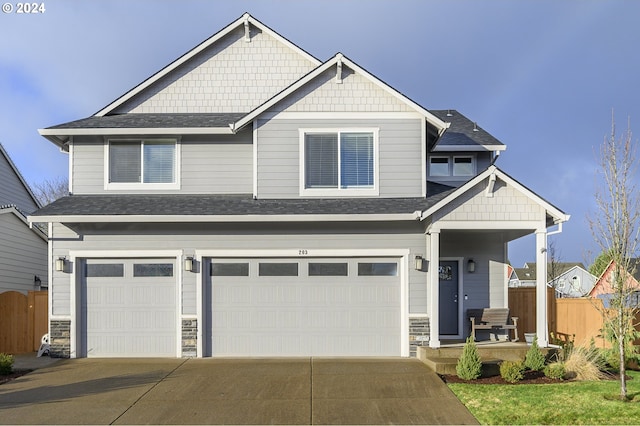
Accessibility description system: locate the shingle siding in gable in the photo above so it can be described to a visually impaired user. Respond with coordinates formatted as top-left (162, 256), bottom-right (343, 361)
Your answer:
top-left (271, 68), bottom-right (415, 113)
top-left (114, 27), bottom-right (318, 114)
top-left (434, 179), bottom-right (546, 223)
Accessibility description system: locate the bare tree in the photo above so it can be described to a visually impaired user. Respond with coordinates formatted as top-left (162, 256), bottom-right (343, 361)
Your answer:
top-left (588, 113), bottom-right (640, 400)
top-left (32, 176), bottom-right (68, 206)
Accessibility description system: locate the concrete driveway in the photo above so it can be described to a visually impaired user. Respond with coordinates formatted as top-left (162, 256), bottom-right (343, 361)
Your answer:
top-left (0, 358), bottom-right (478, 425)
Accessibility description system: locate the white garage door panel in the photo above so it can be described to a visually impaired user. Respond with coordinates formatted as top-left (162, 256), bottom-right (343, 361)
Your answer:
top-left (83, 259), bottom-right (177, 357)
top-left (208, 258), bottom-right (401, 356)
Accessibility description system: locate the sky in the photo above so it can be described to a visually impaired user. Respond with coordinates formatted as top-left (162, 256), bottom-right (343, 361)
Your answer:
top-left (1, 0), bottom-right (639, 268)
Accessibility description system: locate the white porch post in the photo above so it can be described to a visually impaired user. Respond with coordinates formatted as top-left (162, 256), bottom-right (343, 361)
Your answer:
top-left (429, 230), bottom-right (440, 348)
top-left (535, 229), bottom-right (549, 346)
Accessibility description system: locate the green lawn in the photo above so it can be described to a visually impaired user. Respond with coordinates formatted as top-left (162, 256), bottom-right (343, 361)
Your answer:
top-left (447, 370), bottom-right (640, 425)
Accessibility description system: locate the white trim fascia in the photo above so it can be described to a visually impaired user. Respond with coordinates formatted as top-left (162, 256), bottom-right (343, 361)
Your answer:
top-left (69, 249), bottom-right (183, 258)
top-left (429, 220), bottom-right (544, 233)
top-left (94, 13), bottom-right (321, 117)
top-left (233, 54), bottom-right (450, 133)
top-left (47, 222), bottom-right (53, 344)
top-left (432, 145), bottom-right (507, 152)
top-left (68, 139), bottom-right (74, 194)
top-left (421, 166), bottom-right (570, 224)
top-left (421, 119), bottom-right (427, 197)
top-left (196, 248), bottom-right (410, 258)
top-left (30, 213), bottom-right (418, 223)
top-left (259, 111), bottom-right (425, 120)
top-left (252, 119), bottom-right (258, 198)
top-left (39, 127), bottom-right (234, 136)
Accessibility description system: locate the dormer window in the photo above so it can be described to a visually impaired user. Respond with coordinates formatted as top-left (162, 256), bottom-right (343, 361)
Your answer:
top-left (429, 155), bottom-right (475, 177)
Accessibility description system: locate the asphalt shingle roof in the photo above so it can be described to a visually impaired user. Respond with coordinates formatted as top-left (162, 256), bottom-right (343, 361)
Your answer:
top-left (431, 109), bottom-right (504, 148)
top-left (32, 182), bottom-right (457, 218)
top-left (46, 113), bottom-right (246, 130)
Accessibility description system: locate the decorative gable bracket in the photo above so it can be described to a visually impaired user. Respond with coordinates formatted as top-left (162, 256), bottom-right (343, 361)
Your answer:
top-left (244, 13), bottom-right (251, 42)
top-left (336, 53), bottom-right (343, 84)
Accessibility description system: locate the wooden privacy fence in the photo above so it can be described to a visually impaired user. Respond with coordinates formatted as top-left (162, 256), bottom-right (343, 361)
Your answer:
top-left (509, 288), bottom-right (640, 347)
top-left (508, 287), bottom-right (556, 342)
top-left (0, 290), bottom-right (48, 353)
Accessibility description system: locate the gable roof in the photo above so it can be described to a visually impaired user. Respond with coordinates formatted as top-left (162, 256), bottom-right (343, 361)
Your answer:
top-left (419, 165), bottom-right (570, 225)
top-left (589, 258), bottom-right (640, 297)
top-left (232, 53), bottom-right (450, 133)
top-left (95, 13), bottom-right (321, 117)
top-left (515, 262), bottom-right (588, 282)
top-left (0, 143), bottom-right (41, 211)
top-left (430, 110), bottom-right (506, 152)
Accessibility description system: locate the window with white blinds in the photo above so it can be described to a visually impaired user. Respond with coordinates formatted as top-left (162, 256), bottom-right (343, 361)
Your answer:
top-left (303, 130), bottom-right (376, 193)
top-left (108, 140), bottom-right (176, 186)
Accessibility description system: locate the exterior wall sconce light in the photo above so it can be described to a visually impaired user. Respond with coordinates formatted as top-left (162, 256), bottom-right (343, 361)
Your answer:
top-left (467, 258), bottom-right (476, 273)
top-left (34, 275), bottom-right (42, 286)
top-left (184, 256), bottom-right (194, 272)
top-left (55, 257), bottom-right (66, 272)
top-left (415, 255), bottom-right (424, 271)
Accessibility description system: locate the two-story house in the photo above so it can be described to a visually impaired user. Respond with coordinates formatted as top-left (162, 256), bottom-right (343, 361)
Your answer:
top-left (0, 143), bottom-right (48, 294)
top-left (31, 13), bottom-right (569, 359)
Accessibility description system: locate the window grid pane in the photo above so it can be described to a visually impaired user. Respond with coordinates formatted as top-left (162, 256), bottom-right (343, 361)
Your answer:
top-left (133, 263), bottom-right (174, 277)
top-left (429, 157), bottom-right (449, 176)
top-left (309, 262), bottom-right (348, 276)
top-left (85, 264), bottom-right (124, 277)
top-left (211, 263), bottom-right (250, 277)
top-left (358, 262), bottom-right (398, 276)
top-left (340, 133), bottom-right (373, 188)
top-left (259, 263), bottom-right (298, 276)
top-left (453, 157), bottom-right (473, 176)
top-left (305, 134), bottom-right (338, 188)
top-left (110, 143), bottom-right (141, 183)
top-left (143, 142), bottom-right (175, 183)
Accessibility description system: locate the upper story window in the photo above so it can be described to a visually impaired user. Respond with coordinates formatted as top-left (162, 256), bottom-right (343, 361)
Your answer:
top-left (106, 139), bottom-right (179, 190)
top-left (429, 155), bottom-right (475, 178)
top-left (300, 129), bottom-right (379, 196)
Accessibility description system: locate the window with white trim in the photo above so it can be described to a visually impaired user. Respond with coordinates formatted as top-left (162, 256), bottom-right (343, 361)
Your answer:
top-left (107, 139), bottom-right (178, 188)
top-left (429, 155), bottom-right (475, 177)
top-left (301, 129), bottom-right (378, 195)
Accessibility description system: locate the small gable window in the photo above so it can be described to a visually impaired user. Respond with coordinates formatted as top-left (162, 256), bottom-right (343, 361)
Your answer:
top-left (429, 155), bottom-right (475, 178)
top-left (107, 139), bottom-right (179, 189)
top-left (300, 129), bottom-right (378, 196)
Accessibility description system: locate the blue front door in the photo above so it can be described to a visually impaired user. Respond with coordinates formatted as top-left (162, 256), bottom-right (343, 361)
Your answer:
top-left (439, 260), bottom-right (459, 335)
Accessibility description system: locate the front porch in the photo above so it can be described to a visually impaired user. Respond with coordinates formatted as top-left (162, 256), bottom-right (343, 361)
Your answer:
top-left (417, 341), bottom-right (559, 375)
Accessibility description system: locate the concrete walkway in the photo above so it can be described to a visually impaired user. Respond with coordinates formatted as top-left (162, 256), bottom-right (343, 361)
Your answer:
top-left (0, 357), bottom-right (478, 425)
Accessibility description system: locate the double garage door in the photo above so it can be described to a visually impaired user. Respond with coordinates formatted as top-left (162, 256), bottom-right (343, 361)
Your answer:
top-left (82, 256), bottom-right (401, 357)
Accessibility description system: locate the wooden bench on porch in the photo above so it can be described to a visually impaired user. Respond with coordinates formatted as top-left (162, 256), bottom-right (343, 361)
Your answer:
top-left (467, 308), bottom-right (519, 342)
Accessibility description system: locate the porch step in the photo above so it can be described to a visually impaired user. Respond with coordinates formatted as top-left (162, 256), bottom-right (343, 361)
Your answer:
top-left (421, 356), bottom-right (501, 377)
top-left (417, 344), bottom-right (558, 375)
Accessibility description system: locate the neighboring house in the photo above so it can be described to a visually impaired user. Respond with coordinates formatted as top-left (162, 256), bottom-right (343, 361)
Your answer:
top-left (589, 258), bottom-right (640, 299)
top-left (0, 143), bottom-right (48, 293)
top-left (511, 262), bottom-right (596, 298)
top-left (31, 13), bottom-right (569, 359)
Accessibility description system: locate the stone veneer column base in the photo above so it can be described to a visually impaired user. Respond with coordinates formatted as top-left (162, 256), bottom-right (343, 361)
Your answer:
top-left (50, 319), bottom-right (71, 358)
top-left (409, 317), bottom-right (430, 357)
top-left (182, 319), bottom-right (197, 357)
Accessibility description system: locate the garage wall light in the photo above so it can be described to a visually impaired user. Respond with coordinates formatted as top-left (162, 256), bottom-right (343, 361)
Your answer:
top-left (184, 256), bottom-right (194, 272)
top-left (55, 257), bottom-right (66, 272)
top-left (415, 255), bottom-right (424, 271)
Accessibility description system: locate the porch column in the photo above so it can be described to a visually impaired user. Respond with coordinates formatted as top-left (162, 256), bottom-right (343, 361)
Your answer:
top-left (428, 230), bottom-right (440, 348)
top-left (535, 229), bottom-right (549, 346)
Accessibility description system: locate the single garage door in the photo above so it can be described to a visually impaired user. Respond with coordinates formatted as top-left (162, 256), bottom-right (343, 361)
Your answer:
top-left (82, 258), bottom-right (177, 357)
top-left (205, 257), bottom-right (401, 356)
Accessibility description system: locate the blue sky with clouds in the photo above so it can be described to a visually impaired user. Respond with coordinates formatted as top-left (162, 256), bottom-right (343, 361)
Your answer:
top-left (1, 0), bottom-right (639, 267)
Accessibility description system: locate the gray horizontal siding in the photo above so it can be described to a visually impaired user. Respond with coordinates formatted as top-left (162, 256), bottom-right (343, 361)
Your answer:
top-left (0, 213), bottom-right (47, 294)
top-left (49, 221), bottom-right (428, 316)
top-left (256, 118), bottom-right (424, 199)
top-left (71, 132), bottom-right (252, 195)
top-left (0, 152), bottom-right (39, 214)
